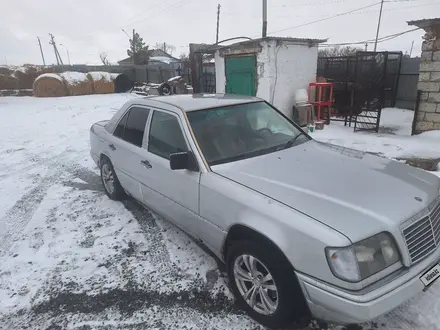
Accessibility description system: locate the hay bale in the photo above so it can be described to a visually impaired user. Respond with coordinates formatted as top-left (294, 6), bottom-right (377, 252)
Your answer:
top-left (33, 73), bottom-right (67, 97)
top-left (14, 66), bottom-right (56, 89)
top-left (114, 73), bottom-right (133, 93)
top-left (60, 72), bottom-right (92, 96)
top-left (0, 74), bottom-right (19, 90)
top-left (87, 71), bottom-right (114, 94)
top-left (110, 73), bottom-right (120, 81)
top-left (0, 67), bottom-right (12, 75)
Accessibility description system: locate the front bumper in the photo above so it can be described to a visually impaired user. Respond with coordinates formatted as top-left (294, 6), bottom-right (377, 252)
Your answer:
top-left (296, 248), bottom-right (440, 324)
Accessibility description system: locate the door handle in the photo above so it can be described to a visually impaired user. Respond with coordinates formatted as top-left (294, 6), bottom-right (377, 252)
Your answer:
top-left (109, 144), bottom-right (116, 151)
top-left (141, 160), bottom-right (152, 169)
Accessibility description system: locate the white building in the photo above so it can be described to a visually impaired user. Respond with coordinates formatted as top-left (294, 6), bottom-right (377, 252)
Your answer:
top-left (213, 37), bottom-right (326, 118)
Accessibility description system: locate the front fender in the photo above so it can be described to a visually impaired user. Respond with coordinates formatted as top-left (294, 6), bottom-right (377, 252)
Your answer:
top-left (200, 172), bottom-right (351, 287)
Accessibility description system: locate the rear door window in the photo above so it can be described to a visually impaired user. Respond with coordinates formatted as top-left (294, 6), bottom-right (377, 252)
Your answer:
top-left (113, 111), bottom-right (129, 139)
top-left (124, 107), bottom-right (150, 147)
top-left (114, 107), bottom-right (150, 147)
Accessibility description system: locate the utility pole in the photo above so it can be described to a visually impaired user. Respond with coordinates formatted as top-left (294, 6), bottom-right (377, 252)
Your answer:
top-left (164, 42), bottom-right (166, 52)
top-left (365, 42), bottom-right (368, 51)
top-left (60, 44), bottom-right (71, 65)
top-left (37, 37), bottom-right (46, 66)
top-left (216, 4), bottom-right (221, 44)
top-left (409, 40), bottom-right (414, 57)
top-left (262, 0), bottom-right (267, 38)
top-left (373, 0), bottom-right (384, 52)
top-left (132, 29), bottom-right (137, 65)
top-left (49, 33), bottom-right (64, 65)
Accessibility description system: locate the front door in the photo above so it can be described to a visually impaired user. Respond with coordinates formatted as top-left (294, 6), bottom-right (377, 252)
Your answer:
top-left (139, 109), bottom-right (200, 237)
top-left (225, 55), bottom-right (256, 96)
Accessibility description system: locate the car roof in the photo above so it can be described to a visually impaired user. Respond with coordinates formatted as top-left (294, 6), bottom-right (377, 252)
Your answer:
top-left (138, 94), bottom-right (263, 112)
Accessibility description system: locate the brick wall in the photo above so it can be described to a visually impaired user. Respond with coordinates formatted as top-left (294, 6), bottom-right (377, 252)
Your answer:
top-left (415, 30), bottom-right (440, 133)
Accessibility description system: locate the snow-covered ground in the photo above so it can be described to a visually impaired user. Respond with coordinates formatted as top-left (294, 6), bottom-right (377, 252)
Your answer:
top-left (314, 108), bottom-right (440, 178)
top-left (0, 95), bottom-right (439, 330)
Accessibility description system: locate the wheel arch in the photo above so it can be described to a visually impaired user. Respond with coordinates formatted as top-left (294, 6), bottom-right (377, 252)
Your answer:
top-left (99, 152), bottom-right (112, 167)
top-left (223, 224), bottom-right (296, 273)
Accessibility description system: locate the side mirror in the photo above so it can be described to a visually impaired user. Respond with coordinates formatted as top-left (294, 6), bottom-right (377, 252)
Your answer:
top-left (169, 151), bottom-right (198, 171)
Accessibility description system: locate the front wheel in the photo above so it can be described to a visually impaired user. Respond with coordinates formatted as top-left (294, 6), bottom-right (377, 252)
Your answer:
top-left (227, 240), bottom-right (310, 329)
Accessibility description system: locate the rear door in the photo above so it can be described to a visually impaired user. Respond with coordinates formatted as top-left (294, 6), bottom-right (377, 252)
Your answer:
top-left (107, 106), bottom-right (151, 202)
top-left (225, 56), bottom-right (256, 96)
top-left (139, 109), bottom-right (200, 236)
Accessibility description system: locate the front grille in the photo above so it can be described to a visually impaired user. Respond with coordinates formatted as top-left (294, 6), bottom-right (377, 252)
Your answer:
top-left (402, 196), bottom-right (440, 264)
top-left (431, 200), bottom-right (440, 243)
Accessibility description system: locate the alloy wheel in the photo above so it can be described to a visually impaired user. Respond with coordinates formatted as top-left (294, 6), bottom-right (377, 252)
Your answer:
top-left (102, 163), bottom-right (115, 194)
top-left (233, 254), bottom-right (279, 315)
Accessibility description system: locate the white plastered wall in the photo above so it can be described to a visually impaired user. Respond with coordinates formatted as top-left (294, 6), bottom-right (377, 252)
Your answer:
top-left (215, 39), bottom-right (319, 118)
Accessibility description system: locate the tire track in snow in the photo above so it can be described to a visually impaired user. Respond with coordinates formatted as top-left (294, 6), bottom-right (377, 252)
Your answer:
top-left (0, 152), bottom-right (84, 256)
top-left (121, 199), bottom-right (182, 280)
top-left (0, 182), bottom-right (50, 256)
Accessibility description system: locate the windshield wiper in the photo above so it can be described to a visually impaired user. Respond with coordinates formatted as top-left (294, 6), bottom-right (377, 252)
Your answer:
top-left (283, 131), bottom-right (306, 149)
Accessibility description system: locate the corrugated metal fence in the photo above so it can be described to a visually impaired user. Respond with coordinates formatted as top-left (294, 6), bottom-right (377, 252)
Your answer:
top-left (395, 57), bottom-right (420, 110)
top-left (53, 63), bottom-right (186, 84)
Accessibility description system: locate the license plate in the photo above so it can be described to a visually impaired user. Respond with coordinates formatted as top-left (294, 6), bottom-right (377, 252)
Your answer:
top-left (420, 264), bottom-right (440, 286)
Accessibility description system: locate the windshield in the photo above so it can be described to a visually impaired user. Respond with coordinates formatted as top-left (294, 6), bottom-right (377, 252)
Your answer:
top-left (187, 101), bottom-right (309, 166)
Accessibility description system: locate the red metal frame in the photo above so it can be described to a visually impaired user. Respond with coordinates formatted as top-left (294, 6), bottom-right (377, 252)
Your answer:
top-left (308, 82), bottom-right (333, 123)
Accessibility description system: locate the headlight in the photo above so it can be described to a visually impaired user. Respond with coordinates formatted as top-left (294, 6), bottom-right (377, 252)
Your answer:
top-left (326, 232), bottom-right (400, 282)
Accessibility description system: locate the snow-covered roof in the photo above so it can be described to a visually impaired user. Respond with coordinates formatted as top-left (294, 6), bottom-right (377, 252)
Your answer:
top-left (204, 36), bottom-right (327, 54)
top-left (149, 56), bottom-right (179, 64)
top-left (408, 17), bottom-right (440, 28)
top-left (118, 48), bottom-right (179, 65)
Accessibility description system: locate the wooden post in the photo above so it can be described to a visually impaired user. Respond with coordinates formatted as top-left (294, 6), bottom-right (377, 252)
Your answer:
top-left (189, 44), bottom-right (203, 93)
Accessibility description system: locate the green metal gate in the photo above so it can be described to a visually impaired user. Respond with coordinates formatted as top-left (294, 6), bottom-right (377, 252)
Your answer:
top-left (225, 56), bottom-right (256, 96)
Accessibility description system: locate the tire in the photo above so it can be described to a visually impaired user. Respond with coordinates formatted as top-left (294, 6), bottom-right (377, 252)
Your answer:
top-left (227, 240), bottom-right (310, 329)
top-left (158, 82), bottom-right (172, 96)
top-left (100, 157), bottom-right (125, 201)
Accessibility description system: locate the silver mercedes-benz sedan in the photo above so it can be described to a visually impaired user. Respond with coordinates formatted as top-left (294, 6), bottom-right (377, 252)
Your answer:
top-left (90, 94), bottom-right (440, 329)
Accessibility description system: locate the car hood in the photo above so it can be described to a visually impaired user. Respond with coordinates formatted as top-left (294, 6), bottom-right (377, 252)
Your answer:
top-left (213, 141), bottom-right (440, 242)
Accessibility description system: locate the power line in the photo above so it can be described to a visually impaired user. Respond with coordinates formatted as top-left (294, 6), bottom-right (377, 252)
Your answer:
top-left (257, 0), bottom-right (438, 38)
top-left (319, 27), bottom-right (421, 47)
top-left (122, 0), bottom-right (193, 28)
top-left (121, 0), bottom-right (179, 28)
top-left (270, 0), bottom-right (354, 7)
top-left (266, 0), bottom-right (416, 7)
top-left (264, 2), bottom-right (381, 35)
top-left (346, 1), bottom-right (440, 15)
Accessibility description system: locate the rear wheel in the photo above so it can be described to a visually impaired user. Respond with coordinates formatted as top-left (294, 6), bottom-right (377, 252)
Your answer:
top-left (100, 157), bottom-right (125, 200)
top-left (227, 240), bottom-right (310, 329)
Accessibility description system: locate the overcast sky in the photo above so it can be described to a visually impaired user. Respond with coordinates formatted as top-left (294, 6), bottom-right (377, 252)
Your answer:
top-left (1, 0), bottom-right (438, 66)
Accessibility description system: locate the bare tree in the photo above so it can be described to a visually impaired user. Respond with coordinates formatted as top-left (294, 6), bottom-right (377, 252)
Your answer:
top-left (156, 42), bottom-right (176, 55)
top-left (179, 53), bottom-right (189, 63)
top-left (318, 46), bottom-right (362, 58)
top-left (100, 52), bottom-right (110, 65)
